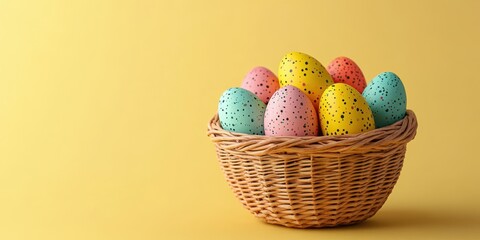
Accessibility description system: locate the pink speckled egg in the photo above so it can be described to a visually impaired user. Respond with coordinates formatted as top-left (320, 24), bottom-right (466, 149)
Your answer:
top-left (241, 66), bottom-right (280, 104)
top-left (327, 57), bottom-right (367, 93)
top-left (264, 85), bottom-right (318, 136)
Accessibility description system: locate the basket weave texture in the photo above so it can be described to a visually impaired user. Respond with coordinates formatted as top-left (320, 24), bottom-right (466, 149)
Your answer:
top-left (207, 110), bottom-right (418, 228)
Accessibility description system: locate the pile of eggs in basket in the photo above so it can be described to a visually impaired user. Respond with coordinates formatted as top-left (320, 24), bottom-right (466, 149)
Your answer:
top-left (218, 52), bottom-right (407, 136)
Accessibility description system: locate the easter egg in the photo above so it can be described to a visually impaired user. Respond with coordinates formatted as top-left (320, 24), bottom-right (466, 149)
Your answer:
top-left (319, 83), bottom-right (375, 135)
top-left (278, 52), bottom-right (333, 111)
top-left (264, 85), bottom-right (318, 136)
top-left (362, 72), bottom-right (407, 128)
top-left (327, 56), bottom-right (367, 93)
top-left (218, 88), bottom-right (266, 135)
top-left (241, 66), bottom-right (280, 104)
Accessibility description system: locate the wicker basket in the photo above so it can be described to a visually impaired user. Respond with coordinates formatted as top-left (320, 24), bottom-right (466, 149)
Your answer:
top-left (207, 110), bottom-right (418, 228)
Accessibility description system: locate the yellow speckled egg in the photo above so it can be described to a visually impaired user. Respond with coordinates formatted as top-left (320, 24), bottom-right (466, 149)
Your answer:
top-left (319, 83), bottom-right (375, 136)
top-left (278, 52), bottom-right (333, 111)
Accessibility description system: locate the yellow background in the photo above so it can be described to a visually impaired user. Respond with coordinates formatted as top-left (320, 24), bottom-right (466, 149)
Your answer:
top-left (1, 0), bottom-right (479, 239)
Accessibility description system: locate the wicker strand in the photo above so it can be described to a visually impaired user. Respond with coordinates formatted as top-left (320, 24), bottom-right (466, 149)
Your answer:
top-left (207, 110), bottom-right (417, 228)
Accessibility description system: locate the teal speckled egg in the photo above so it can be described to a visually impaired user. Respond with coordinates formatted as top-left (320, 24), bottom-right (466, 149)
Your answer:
top-left (218, 88), bottom-right (266, 135)
top-left (362, 72), bottom-right (407, 128)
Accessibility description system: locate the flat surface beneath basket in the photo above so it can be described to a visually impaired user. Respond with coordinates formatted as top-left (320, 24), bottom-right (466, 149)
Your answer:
top-left (160, 203), bottom-right (480, 240)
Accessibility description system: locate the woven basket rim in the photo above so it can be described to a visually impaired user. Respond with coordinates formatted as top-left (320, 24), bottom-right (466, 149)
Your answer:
top-left (208, 110), bottom-right (417, 155)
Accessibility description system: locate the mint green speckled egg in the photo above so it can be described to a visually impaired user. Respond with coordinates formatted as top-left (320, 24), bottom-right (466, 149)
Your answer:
top-left (218, 88), bottom-right (266, 135)
top-left (362, 72), bottom-right (407, 128)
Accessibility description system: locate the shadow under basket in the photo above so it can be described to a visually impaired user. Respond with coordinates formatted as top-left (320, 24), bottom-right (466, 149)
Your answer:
top-left (207, 110), bottom-right (418, 228)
